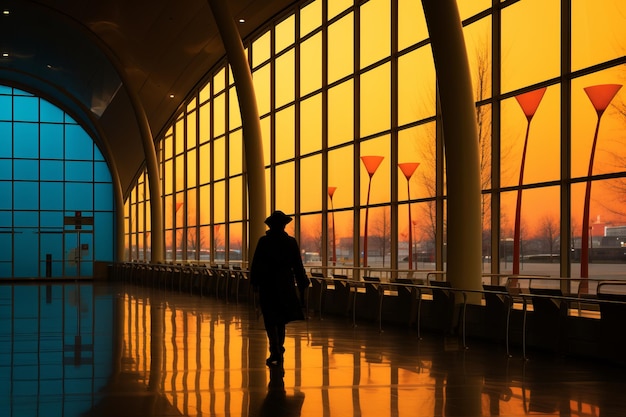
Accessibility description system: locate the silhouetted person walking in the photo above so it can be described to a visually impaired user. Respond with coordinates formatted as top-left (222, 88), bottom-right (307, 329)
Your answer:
top-left (251, 210), bottom-right (309, 367)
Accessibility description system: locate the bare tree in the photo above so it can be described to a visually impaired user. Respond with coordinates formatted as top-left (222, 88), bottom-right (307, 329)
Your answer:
top-left (371, 207), bottom-right (392, 267)
top-left (538, 215), bottom-right (559, 260)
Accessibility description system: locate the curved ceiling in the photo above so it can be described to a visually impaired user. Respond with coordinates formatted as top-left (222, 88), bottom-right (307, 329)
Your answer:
top-left (0, 0), bottom-right (296, 196)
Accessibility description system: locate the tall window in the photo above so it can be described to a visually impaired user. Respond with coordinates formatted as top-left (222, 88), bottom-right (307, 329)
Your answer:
top-left (127, 0), bottom-right (626, 282)
top-left (0, 85), bottom-right (114, 278)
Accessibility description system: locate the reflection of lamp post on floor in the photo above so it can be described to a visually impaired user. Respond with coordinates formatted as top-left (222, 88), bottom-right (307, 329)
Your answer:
top-left (399, 162), bottom-right (420, 270)
top-left (360, 156), bottom-right (384, 268)
top-left (328, 186), bottom-right (337, 266)
top-left (580, 84), bottom-right (622, 293)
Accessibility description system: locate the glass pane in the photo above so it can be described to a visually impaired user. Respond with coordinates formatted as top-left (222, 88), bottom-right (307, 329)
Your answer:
top-left (14, 182), bottom-right (39, 210)
top-left (228, 87), bottom-right (241, 130)
top-left (229, 130), bottom-right (243, 176)
top-left (360, 205), bottom-right (392, 268)
top-left (501, 0), bottom-right (560, 94)
top-left (213, 93), bottom-right (226, 137)
top-left (0, 182), bottom-right (11, 209)
top-left (40, 100), bottom-right (64, 123)
top-left (301, 154), bottom-right (322, 213)
top-left (331, 210), bottom-right (353, 264)
top-left (199, 184), bottom-right (211, 225)
top-left (95, 183), bottom-right (113, 211)
top-left (457, 0), bottom-right (491, 20)
top-left (65, 125), bottom-right (92, 160)
top-left (199, 102), bottom-right (211, 144)
top-left (328, 13), bottom-right (354, 84)
top-left (275, 14), bottom-right (295, 53)
top-left (65, 183), bottom-right (93, 211)
top-left (571, 70), bottom-right (624, 179)
top-left (300, 0), bottom-right (321, 38)
top-left (187, 110), bottom-right (197, 150)
top-left (253, 65), bottom-right (271, 116)
top-left (213, 66), bottom-right (226, 94)
top-left (300, 94), bottom-right (322, 156)
top-left (360, 64), bottom-right (390, 137)
top-left (199, 143), bottom-right (210, 185)
top-left (300, 33), bottom-right (322, 97)
top-left (300, 213), bottom-right (322, 265)
top-left (40, 183), bottom-right (63, 210)
top-left (328, 80), bottom-right (354, 147)
top-left (187, 149), bottom-right (197, 188)
top-left (572, 0), bottom-right (626, 72)
top-left (214, 137), bottom-right (226, 180)
top-left (15, 159), bottom-right (38, 181)
top-left (328, 0), bottom-right (352, 20)
top-left (276, 106), bottom-right (295, 162)
top-left (252, 31), bottom-right (271, 68)
top-left (500, 186), bottom-right (560, 276)
top-left (276, 49), bottom-right (295, 108)
top-left (0, 96), bottom-right (11, 121)
top-left (360, 136), bottom-right (390, 206)
top-left (464, 16), bottom-right (492, 101)
top-left (229, 222), bottom-right (243, 262)
top-left (398, 123), bottom-right (436, 199)
top-left (214, 180), bottom-right (225, 224)
top-left (0, 122), bottom-right (11, 157)
top-left (66, 161), bottom-right (93, 182)
top-left (13, 123), bottom-right (38, 159)
top-left (13, 96), bottom-right (38, 122)
top-left (229, 176), bottom-right (243, 221)
top-left (360, 0), bottom-right (390, 69)
top-left (398, 46), bottom-right (436, 125)
top-left (328, 145), bottom-right (354, 209)
top-left (398, 0), bottom-right (427, 51)
top-left (275, 163), bottom-right (295, 214)
top-left (500, 85), bottom-right (560, 187)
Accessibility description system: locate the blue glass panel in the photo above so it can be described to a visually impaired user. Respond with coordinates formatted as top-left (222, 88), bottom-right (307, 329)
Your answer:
top-left (14, 211), bottom-right (37, 228)
top-left (0, 85), bottom-right (11, 94)
top-left (40, 183), bottom-right (64, 210)
top-left (0, 235), bottom-right (10, 261)
top-left (0, 211), bottom-right (10, 228)
top-left (65, 183), bottom-right (93, 211)
top-left (94, 183), bottom-right (113, 210)
top-left (39, 232), bottom-right (63, 277)
top-left (14, 159), bottom-right (38, 181)
top-left (0, 122), bottom-right (12, 157)
top-left (40, 211), bottom-right (63, 229)
top-left (0, 262), bottom-right (10, 277)
top-left (14, 232), bottom-right (38, 276)
top-left (13, 96), bottom-right (38, 122)
top-left (94, 212), bottom-right (113, 260)
top-left (0, 159), bottom-right (11, 180)
top-left (13, 123), bottom-right (38, 159)
top-left (40, 124), bottom-right (64, 159)
top-left (65, 125), bottom-right (92, 160)
top-left (14, 182), bottom-right (39, 210)
top-left (64, 113), bottom-right (77, 124)
top-left (0, 183), bottom-right (11, 209)
top-left (94, 161), bottom-right (111, 182)
top-left (94, 147), bottom-right (105, 161)
top-left (40, 101), bottom-right (64, 123)
top-left (0, 96), bottom-right (11, 121)
top-left (12, 88), bottom-right (32, 96)
top-left (40, 160), bottom-right (64, 181)
top-left (65, 161), bottom-right (93, 181)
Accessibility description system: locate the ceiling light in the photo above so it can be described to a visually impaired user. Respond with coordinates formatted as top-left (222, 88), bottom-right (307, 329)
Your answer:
top-left (238, 18), bottom-right (245, 23)
top-left (2, 10), bottom-right (9, 15)
top-left (169, 94), bottom-right (175, 99)
top-left (1, 53), bottom-right (8, 58)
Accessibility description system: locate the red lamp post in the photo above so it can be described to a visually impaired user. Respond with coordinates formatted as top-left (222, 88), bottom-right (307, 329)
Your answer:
top-left (360, 155), bottom-right (384, 268)
top-left (398, 162), bottom-right (420, 270)
top-left (328, 186), bottom-right (337, 266)
top-left (512, 87), bottom-right (547, 278)
top-left (580, 84), bottom-right (622, 292)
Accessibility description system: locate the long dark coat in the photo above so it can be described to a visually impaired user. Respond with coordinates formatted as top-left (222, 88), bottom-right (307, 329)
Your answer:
top-left (250, 229), bottom-right (310, 325)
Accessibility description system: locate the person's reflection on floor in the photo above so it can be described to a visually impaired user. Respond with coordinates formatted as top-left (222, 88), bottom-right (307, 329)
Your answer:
top-left (258, 366), bottom-right (305, 417)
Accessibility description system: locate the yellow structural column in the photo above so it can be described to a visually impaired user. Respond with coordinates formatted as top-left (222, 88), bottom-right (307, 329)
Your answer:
top-left (422, 0), bottom-right (482, 293)
top-left (208, 0), bottom-right (266, 265)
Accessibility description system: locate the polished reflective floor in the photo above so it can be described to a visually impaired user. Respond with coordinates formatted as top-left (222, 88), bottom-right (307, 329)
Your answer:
top-left (1, 281), bottom-right (626, 417)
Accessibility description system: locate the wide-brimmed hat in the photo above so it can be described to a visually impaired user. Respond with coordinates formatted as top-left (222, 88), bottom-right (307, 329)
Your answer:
top-left (264, 210), bottom-right (292, 228)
